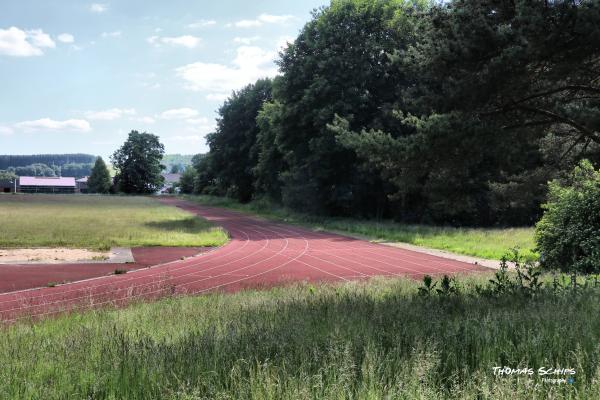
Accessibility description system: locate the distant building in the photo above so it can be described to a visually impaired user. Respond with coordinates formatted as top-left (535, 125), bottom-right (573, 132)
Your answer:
top-left (76, 177), bottom-right (88, 193)
top-left (160, 173), bottom-right (181, 194)
top-left (0, 178), bottom-right (17, 193)
top-left (19, 176), bottom-right (76, 194)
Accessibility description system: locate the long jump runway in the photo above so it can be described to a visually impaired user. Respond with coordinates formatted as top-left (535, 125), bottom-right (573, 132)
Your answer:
top-left (0, 198), bottom-right (488, 323)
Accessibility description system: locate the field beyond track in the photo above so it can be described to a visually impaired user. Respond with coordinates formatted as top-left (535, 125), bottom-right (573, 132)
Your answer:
top-left (0, 194), bottom-right (228, 250)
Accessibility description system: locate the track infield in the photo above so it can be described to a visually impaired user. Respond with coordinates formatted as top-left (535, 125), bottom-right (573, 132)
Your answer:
top-left (0, 198), bottom-right (489, 322)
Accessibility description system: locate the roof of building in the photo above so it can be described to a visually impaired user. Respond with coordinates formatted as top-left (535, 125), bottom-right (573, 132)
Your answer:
top-left (161, 173), bottom-right (181, 184)
top-left (76, 177), bottom-right (88, 183)
top-left (19, 176), bottom-right (76, 187)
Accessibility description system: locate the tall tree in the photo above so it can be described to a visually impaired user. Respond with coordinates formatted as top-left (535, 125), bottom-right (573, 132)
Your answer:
top-left (271, 0), bottom-right (422, 216)
top-left (205, 78), bottom-right (273, 202)
top-left (336, 0), bottom-right (600, 224)
top-left (254, 99), bottom-right (286, 202)
top-left (111, 131), bottom-right (165, 194)
top-left (87, 157), bottom-right (112, 194)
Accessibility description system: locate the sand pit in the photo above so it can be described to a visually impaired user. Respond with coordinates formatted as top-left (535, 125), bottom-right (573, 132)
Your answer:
top-left (0, 248), bottom-right (110, 264)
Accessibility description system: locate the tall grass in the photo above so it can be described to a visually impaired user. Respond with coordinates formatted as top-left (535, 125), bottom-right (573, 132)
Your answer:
top-left (1, 275), bottom-right (598, 399)
top-left (184, 195), bottom-right (537, 260)
top-left (0, 194), bottom-right (228, 250)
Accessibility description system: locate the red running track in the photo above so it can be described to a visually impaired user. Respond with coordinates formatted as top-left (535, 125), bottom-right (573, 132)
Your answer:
top-left (0, 198), bottom-right (489, 323)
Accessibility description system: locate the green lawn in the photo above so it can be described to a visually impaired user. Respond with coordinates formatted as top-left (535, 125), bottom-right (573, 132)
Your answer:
top-left (184, 195), bottom-right (537, 260)
top-left (1, 275), bottom-right (598, 399)
top-left (0, 194), bottom-right (228, 250)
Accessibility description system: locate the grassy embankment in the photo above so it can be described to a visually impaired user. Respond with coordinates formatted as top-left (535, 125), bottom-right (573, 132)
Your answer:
top-left (184, 195), bottom-right (536, 261)
top-left (1, 275), bottom-right (598, 399)
top-left (0, 194), bottom-right (227, 250)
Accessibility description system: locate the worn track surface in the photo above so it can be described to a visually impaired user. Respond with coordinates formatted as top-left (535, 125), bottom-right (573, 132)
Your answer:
top-left (0, 198), bottom-right (488, 322)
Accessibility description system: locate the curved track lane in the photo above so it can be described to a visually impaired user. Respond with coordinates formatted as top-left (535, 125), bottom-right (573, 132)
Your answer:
top-left (0, 198), bottom-right (489, 322)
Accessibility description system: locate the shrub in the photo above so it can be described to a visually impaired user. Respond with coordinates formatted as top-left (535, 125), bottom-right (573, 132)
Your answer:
top-left (535, 160), bottom-right (600, 273)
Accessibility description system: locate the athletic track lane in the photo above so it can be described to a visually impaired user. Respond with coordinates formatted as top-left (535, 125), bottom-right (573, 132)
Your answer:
top-left (0, 198), bottom-right (489, 323)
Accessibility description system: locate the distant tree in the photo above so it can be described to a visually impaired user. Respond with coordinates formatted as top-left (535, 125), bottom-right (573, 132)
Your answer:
top-left (111, 131), bottom-right (165, 194)
top-left (0, 170), bottom-right (17, 180)
top-left (179, 166), bottom-right (197, 194)
top-left (0, 154), bottom-right (95, 170)
top-left (170, 164), bottom-right (181, 174)
top-left (60, 163), bottom-right (94, 178)
top-left (87, 157), bottom-right (112, 194)
top-left (13, 163), bottom-right (56, 177)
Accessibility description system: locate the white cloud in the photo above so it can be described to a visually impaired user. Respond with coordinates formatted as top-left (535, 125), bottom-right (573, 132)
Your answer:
top-left (0, 27), bottom-right (55, 57)
top-left (205, 93), bottom-right (229, 102)
top-left (0, 126), bottom-right (14, 136)
top-left (14, 118), bottom-right (91, 133)
top-left (147, 35), bottom-right (201, 49)
top-left (90, 3), bottom-right (108, 13)
top-left (84, 108), bottom-right (136, 121)
top-left (57, 33), bottom-right (75, 43)
top-left (101, 31), bottom-right (121, 38)
top-left (136, 116), bottom-right (156, 124)
top-left (234, 19), bottom-right (262, 28)
top-left (234, 36), bottom-right (260, 45)
top-left (176, 46), bottom-right (278, 98)
top-left (231, 14), bottom-right (295, 28)
top-left (187, 20), bottom-right (217, 29)
top-left (28, 29), bottom-right (55, 48)
top-left (159, 108), bottom-right (199, 120)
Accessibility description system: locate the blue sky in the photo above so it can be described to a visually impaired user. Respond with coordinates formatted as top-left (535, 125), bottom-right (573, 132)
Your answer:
top-left (0, 0), bottom-right (328, 158)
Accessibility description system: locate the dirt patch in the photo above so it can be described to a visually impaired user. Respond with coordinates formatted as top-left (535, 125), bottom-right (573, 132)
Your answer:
top-left (0, 247), bottom-right (212, 293)
top-left (0, 248), bottom-right (110, 264)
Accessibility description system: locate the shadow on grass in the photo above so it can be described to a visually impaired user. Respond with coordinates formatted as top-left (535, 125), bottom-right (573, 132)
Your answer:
top-left (144, 217), bottom-right (212, 233)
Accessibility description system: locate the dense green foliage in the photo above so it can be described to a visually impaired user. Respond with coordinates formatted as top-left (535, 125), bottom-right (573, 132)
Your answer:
top-left (87, 157), bottom-right (112, 194)
top-left (2, 275), bottom-right (599, 399)
top-left (201, 79), bottom-right (273, 202)
top-left (0, 195), bottom-right (227, 250)
top-left (111, 131), bottom-right (165, 194)
top-left (194, 0), bottom-right (600, 227)
top-left (178, 166), bottom-right (197, 194)
top-left (536, 160), bottom-right (600, 273)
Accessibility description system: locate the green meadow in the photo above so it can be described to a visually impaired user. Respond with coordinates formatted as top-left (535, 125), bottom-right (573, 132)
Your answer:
top-left (0, 194), bottom-right (228, 250)
top-left (1, 275), bottom-right (598, 399)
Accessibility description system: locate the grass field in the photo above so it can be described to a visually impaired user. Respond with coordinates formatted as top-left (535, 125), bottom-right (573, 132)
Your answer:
top-left (184, 195), bottom-right (537, 261)
top-left (0, 194), bottom-right (228, 250)
top-left (1, 274), bottom-right (598, 399)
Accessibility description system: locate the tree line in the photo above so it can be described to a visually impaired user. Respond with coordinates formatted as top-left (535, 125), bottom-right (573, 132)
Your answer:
top-left (0, 154), bottom-right (95, 169)
top-left (0, 162), bottom-right (94, 178)
top-left (185, 0), bottom-right (600, 226)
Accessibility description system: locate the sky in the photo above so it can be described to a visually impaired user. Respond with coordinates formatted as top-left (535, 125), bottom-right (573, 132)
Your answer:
top-left (0, 0), bottom-right (328, 158)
